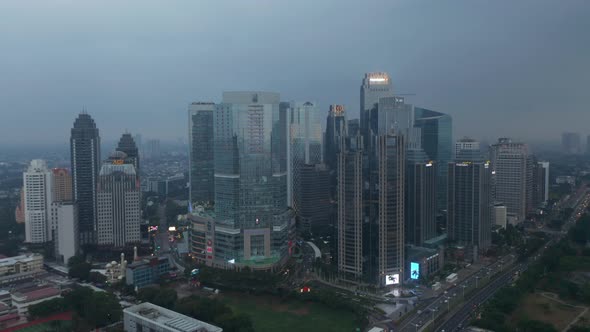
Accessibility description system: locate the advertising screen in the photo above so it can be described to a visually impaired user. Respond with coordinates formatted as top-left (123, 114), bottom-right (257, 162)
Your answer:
top-left (411, 262), bottom-right (420, 280)
top-left (385, 273), bottom-right (400, 285)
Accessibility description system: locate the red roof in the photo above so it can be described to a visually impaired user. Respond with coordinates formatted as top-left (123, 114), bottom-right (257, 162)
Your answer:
top-left (0, 313), bottom-right (19, 322)
top-left (17, 287), bottom-right (60, 302)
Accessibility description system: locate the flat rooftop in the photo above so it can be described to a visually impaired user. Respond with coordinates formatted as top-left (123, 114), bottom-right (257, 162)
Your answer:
top-left (0, 254), bottom-right (42, 268)
top-left (125, 302), bottom-right (222, 332)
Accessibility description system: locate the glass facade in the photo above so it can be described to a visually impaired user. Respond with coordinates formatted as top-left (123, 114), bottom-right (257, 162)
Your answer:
top-left (414, 108), bottom-right (453, 210)
top-left (189, 102), bottom-right (215, 206)
top-left (213, 92), bottom-right (292, 265)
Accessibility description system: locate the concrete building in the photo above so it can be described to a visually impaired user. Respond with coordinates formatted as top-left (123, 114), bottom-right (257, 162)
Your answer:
top-left (124, 302), bottom-right (222, 332)
top-left (213, 92), bottom-right (294, 269)
top-left (145, 139), bottom-right (161, 160)
top-left (297, 163), bottom-right (331, 234)
top-left (50, 168), bottom-right (72, 203)
top-left (406, 246), bottom-right (443, 281)
top-left (287, 101), bottom-right (322, 211)
top-left (324, 104), bottom-right (347, 171)
top-left (23, 160), bottom-right (53, 243)
top-left (562, 132), bottom-right (582, 155)
top-left (189, 102), bottom-right (215, 206)
top-left (405, 149), bottom-right (437, 246)
top-left (0, 254), bottom-right (43, 276)
top-left (70, 112), bottom-right (101, 245)
top-left (493, 204), bottom-right (507, 229)
top-left (97, 152), bottom-right (141, 248)
top-left (53, 202), bottom-right (79, 264)
top-left (188, 207), bottom-right (216, 267)
top-left (117, 133), bottom-right (140, 173)
top-left (360, 72), bottom-right (393, 149)
top-left (534, 161), bottom-right (550, 207)
top-left (490, 138), bottom-right (529, 224)
top-left (126, 256), bottom-right (170, 288)
top-left (11, 285), bottom-right (61, 316)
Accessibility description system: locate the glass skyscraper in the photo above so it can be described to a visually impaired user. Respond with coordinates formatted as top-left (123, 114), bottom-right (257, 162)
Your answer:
top-left (414, 107), bottom-right (452, 210)
top-left (189, 102), bottom-right (215, 206)
top-left (70, 112), bottom-right (101, 246)
top-left (213, 92), bottom-right (293, 267)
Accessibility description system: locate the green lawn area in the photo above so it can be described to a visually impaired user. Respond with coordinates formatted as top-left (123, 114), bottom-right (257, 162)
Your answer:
top-left (16, 320), bottom-right (72, 332)
top-left (222, 292), bottom-right (361, 332)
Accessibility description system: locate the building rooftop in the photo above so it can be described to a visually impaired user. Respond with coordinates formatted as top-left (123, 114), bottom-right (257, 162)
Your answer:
top-left (12, 285), bottom-right (60, 302)
top-left (125, 302), bottom-right (222, 332)
top-left (0, 254), bottom-right (42, 268)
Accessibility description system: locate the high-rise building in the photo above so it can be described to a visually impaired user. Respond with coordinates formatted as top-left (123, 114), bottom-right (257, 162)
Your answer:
top-left (414, 108), bottom-right (452, 210)
top-left (146, 139), bottom-right (161, 160)
top-left (213, 92), bottom-right (293, 267)
top-left (298, 163), bottom-right (331, 234)
top-left (360, 72), bottom-right (393, 148)
top-left (70, 112), bottom-right (101, 245)
top-left (23, 160), bottom-right (53, 243)
top-left (188, 102), bottom-right (215, 206)
top-left (562, 132), bottom-right (581, 155)
top-left (533, 161), bottom-right (550, 208)
top-left (347, 119), bottom-right (360, 137)
top-left (54, 202), bottom-right (79, 264)
top-left (324, 104), bottom-right (347, 171)
top-left (447, 156), bottom-right (492, 258)
top-left (373, 133), bottom-right (405, 287)
top-left (117, 133), bottom-right (140, 172)
top-left (51, 168), bottom-right (72, 203)
top-left (96, 151), bottom-right (141, 248)
top-left (337, 135), bottom-right (364, 283)
top-left (288, 101), bottom-right (322, 211)
top-left (405, 149), bottom-right (437, 246)
top-left (490, 138), bottom-right (529, 224)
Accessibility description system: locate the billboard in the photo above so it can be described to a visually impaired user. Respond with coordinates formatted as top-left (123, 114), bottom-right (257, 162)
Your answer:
top-left (385, 273), bottom-right (400, 285)
top-left (411, 262), bottom-right (420, 280)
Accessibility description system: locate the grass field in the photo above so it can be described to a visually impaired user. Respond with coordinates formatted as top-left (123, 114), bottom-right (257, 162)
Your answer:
top-left (222, 292), bottom-right (361, 332)
top-left (510, 293), bottom-right (584, 330)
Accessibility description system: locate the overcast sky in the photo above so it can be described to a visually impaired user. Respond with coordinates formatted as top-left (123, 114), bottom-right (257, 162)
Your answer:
top-left (1, 0), bottom-right (589, 146)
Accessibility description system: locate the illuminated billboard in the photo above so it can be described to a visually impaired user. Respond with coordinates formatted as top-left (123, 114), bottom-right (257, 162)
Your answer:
top-left (385, 274), bottom-right (400, 285)
top-left (411, 262), bottom-right (420, 280)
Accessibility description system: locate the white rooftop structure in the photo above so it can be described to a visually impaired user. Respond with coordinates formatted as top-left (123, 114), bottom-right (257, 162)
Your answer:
top-left (124, 302), bottom-right (223, 332)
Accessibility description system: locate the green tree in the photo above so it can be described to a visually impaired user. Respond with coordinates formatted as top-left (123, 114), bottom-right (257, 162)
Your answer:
top-left (28, 297), bottom-right (67, 319)
top-left (84, 292), bottom-right (122, 327)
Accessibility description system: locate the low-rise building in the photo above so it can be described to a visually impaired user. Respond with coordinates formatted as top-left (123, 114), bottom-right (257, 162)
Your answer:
top-left (124, 302), bottom-right (222, 332)
top-left (406, 246), bottom-right (443, 281)
top-left (0, 254), bottom-right (43, 276)
top-left (10, 285), bottom-right (61, 316)
top-left (126, 256), bottom-right (170, 289)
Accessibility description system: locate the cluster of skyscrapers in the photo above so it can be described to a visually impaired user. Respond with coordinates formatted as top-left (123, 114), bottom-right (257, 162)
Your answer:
top-left (23, 113), bottom-right (142, 262)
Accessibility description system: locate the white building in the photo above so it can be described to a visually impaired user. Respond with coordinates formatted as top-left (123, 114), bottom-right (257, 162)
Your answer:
top-left (124, 302), bottom-right (223, 332)
top-left (53, 203), bottom-right (79, 264)
top-left (23, 160), bottom-right (53, 243)
top-left (97, 154), bottom-right (141, 248)
top-left (493, 204), bottom-right (507, 229)
top-left (0, 254), bottom-right (43, 276)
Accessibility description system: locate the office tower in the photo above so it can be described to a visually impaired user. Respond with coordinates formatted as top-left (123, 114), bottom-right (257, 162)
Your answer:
top-left (415, 108), bottom-right (452, 210)
top-left (287, 101), bottom-right (322, 210)
top-left (405, 149), bottom-right (437, 246)
top-left (188, 102), bottom-right (215, 206)
top-left (133, 134), bottom-right (143, 156)
top-left (490, 138), bottom-right (529, 224)
top-left (373, 133), bottom-right (405, 287)
top-left (298, 163), bottom-right (331, 234)
top-left (213, 92), bottom-right (293, 267)
top-left (70, 112), bottom-right (101, 245)
top-left (324, 104), bottom-right (347, 170)
top-left (347, 119), bottom-right (360, 137)
top-left (146, 139), bottom-right (161, 160)
top-left (360, 72), bottom-right (393, 148)
top-left (533, 161), bottom-right (550, 208)
top-left (96, 151), bottom-right (141, 248)
top-left (23, 160), bottom-right (53, 243)
top-left (493, 204), bottom-right (507, 229)
top-left (51, 168), bottom-right (72, 203)
top-left (117, 133), bottom-right (140, 172)
top-left (447, 156), bottom-right (492, 258)
top-left (337, 135), bottom-right (364, 283)
top-left (15, 188), bottom-right (25, 224)
top-left (455, 137), bottom-right (480, 157)
top-left (562, 132), bottom-right (581, 154)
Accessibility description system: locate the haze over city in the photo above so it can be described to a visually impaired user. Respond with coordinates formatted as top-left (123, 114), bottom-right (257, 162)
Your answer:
top-left (1, 0), bottom-right (589, 146)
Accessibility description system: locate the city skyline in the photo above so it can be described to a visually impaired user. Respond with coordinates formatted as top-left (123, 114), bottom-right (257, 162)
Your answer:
top-left (1, 0), bottom-right (589, 145)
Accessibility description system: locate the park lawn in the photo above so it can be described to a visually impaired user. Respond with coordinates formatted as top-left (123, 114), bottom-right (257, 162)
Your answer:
top-left (223, 292), bottom-right (361, 332)
top-left (509, 293), bottom-right (584, 331)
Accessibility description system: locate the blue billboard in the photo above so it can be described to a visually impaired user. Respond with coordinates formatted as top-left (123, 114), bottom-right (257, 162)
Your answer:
top-left (410, 262), bottom-right (420, 280)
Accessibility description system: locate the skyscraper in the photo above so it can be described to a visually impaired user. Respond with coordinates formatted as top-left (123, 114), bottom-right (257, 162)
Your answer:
top-left (360, 72), bottom-right (393, 149)
top-left (213, 92), bottom-right (293, 267)
top-left (188, 102), bottom-right (215, 206)
top-left (533, 161), bottom-right (550, 208)
top-left (298, 163), bottom-right (331, 234)
top-left (448, 140), bottom-right (492, 258)
top-left (562, 132), bottom-right (581, 155)
top-left (24, 160), bottom-right (52, 243)
top-left (490, 138), bottom-right (529, 224)
top-left (116, 133), bottom-right (140, 172)
top-left (405, 149), bottom-right (437, 246)
top-left (337, 135), bottom-right (364, 283)
top-left (70, 113), bottom-right (100, 246)
top-left (51, 168), bottom-right (72, 203)
top-left (287, 101), bottom-right (322, 211)
top-left (415, 108), bottom-right (452, 210)
top-left (96, 151), bottom-right (141, 248)
top-left (324, 104), bottom-right (347, 171)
